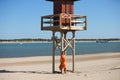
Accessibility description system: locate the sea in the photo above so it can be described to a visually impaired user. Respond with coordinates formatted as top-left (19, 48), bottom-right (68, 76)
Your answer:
top-left (0, 42), bottom-right (120, 58)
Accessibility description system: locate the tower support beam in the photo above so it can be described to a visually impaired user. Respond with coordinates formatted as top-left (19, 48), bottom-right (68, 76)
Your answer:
top-left (52, 31), bottom-right (55, 73)
top-left (52, 31), bottom-right (75, 73)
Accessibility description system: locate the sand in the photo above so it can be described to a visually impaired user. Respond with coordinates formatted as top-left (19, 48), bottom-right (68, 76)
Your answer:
top-left (0, 52), bottom-right (120, 80)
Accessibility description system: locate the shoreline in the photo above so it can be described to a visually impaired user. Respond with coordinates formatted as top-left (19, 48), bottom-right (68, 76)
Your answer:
top-left (0, 52), bottom-right (120, 59)
top-left (0, 40), bottom-right (120, 44)
top-left (0, 52), bottom-right (120, 66)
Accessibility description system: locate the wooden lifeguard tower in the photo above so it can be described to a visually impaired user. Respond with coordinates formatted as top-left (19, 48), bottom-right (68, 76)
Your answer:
top-left (41, 0), bottom-right (87, 73)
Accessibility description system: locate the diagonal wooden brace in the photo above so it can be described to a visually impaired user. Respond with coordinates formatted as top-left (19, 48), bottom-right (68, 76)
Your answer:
top-left (62, 38), bottom-right (73, 52)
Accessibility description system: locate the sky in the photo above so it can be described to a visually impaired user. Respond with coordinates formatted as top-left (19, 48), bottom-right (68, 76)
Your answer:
top-left (0, 0), bottom-right (120, 39)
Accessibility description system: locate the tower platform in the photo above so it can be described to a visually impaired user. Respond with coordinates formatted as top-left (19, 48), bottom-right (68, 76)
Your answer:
top-left (41, 13), bottom-right (87, 31)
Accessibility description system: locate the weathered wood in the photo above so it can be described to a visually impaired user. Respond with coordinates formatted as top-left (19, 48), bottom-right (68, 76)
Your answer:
top-left (42, 0), bottom-right (87, 73)
top-left (52, 32), bottom-right (55, 73)
top-left (41, 14), bottom-right (87, 31)
top-left (42, 26), bottom-right (86, 31)
top-left (72, 31), bottom-right (75, 72)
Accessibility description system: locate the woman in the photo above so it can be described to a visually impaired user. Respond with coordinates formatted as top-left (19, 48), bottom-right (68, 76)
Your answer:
top-left (59, 52), bottom-right (66, 73)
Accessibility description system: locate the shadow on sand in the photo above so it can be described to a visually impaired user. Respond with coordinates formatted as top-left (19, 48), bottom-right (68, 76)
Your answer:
top-left (0, 70), bottom-right (53, 74)
top-left (0, 70), bottom-right (82, 74)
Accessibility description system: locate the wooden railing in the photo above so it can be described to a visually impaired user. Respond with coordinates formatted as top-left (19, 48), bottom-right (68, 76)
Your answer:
top-left (41, 13), bottom-right (87, 31)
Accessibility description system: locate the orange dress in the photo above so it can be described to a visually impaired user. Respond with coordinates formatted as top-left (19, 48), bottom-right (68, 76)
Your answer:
top-left (59, 54), bottom-right (66, 72)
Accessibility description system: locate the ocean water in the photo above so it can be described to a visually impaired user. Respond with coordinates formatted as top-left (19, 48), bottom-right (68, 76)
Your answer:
top-left (0, 42), bottom-right (120, 58)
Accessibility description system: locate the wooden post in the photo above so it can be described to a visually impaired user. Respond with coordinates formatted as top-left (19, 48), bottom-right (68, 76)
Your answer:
top-left (52, 31), bottom-right (55, 73)
top-left (64, 32), bottom-right (67, 53)
top-left (85, 16), bottom-right (87, 30)
top-left (72, 31), bottom-right (75, 72)
top-left (61, 32), bottom-right (63, 53)
top-left (41, 17), bottom-right (43, 30)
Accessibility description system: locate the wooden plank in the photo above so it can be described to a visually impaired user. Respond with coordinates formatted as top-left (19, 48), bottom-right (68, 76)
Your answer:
top-left (85, 16), bottom-right (87, 30)
top-left (73, 15), bottom-right (86, 19)
top-left (43, 20), bottom-right (60, 23)
top-left (54, 0), bottom-right (62, 14)
top-left (43, 21), bottom-right (53, 23)
top-left (71, 20), bottom-right (85, 23)
top-left (42, 14), bottom-right (60, 19)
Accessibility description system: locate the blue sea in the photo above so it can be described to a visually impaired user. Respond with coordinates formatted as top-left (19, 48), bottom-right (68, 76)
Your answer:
top-left (0, 42), bottom-right (120, 58)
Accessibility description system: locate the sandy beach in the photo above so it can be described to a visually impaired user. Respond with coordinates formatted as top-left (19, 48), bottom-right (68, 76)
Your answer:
top-left (0, 52), bottom-right (120, 80)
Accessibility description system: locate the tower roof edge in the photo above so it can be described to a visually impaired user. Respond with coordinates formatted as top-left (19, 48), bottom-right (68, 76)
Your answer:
top-left (46, 0), bottom-right (80, 2)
